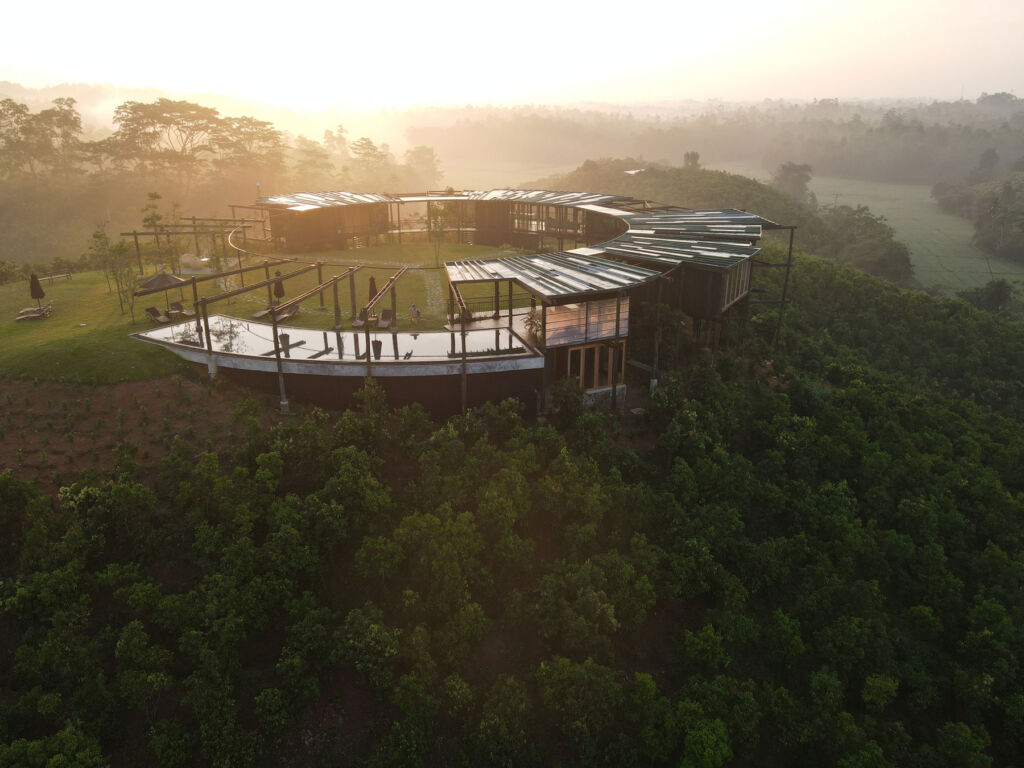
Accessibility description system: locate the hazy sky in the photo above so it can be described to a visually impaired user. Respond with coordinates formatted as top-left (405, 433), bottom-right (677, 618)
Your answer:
top-left (4, 0), bottom-right (1022, 109)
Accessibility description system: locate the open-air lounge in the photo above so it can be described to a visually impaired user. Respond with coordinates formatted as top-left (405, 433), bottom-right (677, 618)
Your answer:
top-left (133, 189), bottom-right (788, 414)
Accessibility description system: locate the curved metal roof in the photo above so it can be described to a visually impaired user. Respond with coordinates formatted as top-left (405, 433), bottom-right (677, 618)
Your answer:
top-left (257, 188), bottom-right (777, 300)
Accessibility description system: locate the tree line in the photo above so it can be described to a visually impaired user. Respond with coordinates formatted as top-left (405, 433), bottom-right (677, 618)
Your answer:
top-left (931, 148), bottom-right (1024, 264)
top-left (0, 97), bottom-right (443, 268)
top-left (406, 92), bottom-right (1024, 186)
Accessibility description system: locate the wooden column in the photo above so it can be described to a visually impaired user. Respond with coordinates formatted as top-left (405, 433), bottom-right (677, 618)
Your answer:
top-left (611, 292), bottom-right (622, 411)
top-left (364, 321), bottom-right (372, 378)
top-left (390, 286), bottom-right (398, 332)
top-left (460, 313), bottom-right (468, 414)
top-left (652, 276), bottom-right (663, 382)
top-left (201, 299), bottom-right (215, 378)
top-left (349, 273), bottom-right (357, 318)
top-left (773, 227), bottom-right (796, 349)
top-left (332, 279), bottom-right (341, 328)
top-left (132, 231), bottom-right (143, 275)
top-left (317, 262), bottom-right (324, 307)
top-left (271, 312), bottom-right (289, 414)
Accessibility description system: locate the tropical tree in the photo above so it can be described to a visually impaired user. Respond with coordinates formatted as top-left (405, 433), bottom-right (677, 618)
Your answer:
top-left (771, 161), bottom-right (814, 202)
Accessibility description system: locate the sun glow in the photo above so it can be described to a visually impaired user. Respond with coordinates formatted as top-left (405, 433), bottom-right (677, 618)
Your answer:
top-left (3, 0), bottom-right (1022, 111)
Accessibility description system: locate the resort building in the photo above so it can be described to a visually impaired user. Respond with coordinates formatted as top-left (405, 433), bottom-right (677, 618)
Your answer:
top-left (135, 190), bottom-right (784, 414)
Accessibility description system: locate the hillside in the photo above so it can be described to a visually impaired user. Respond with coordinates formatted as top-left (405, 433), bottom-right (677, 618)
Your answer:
top-left (4, 230), bottom-right (1024, 766)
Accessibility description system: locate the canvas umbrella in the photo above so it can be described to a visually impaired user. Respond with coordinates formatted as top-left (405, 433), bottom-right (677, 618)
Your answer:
top-left (29, 274), bottom-right (45, 307)
top-left (368, 275), bottom-right (378, 305)
top-left (137, 272), bottom-right (187, 310)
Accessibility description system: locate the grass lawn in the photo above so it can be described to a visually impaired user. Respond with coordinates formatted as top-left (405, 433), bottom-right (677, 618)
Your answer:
top-left (1, 243), bottom-right (523, 382)
top-left (218, 242), bottom-right (526, 331)
top-left (711, 162), bottom-right (1024, 293)
top-left (808, 176), bottom-right (1024, 293)
top-left (0, 271), bottom-right (187, 383)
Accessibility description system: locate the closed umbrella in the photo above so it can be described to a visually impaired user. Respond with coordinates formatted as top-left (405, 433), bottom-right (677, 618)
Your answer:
top-left (368, 275), bottom-right (377, 304)
top-left (273, 270), bottom-right (285, 303)
top-left (29, 274), bottom-right (45, 307)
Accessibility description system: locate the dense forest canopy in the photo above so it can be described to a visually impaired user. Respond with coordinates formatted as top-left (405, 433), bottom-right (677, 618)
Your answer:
top-left (3, 247), bottom-right (1024, 765)
top-left (3, 82), bottom-right (1024, 765)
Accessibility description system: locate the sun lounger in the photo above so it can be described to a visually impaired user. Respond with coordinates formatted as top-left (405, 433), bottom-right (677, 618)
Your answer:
top-left (146, 306), bottom-right (171, 324)
top-left (378, 308), bottom-right (394, 330)
top-left (273, 305), bottom-right (298, 323)
top-left (352, 309), bottom-right (368, 329)
top-left (16, 303), bottom-right (52, 320)
top-left (170, 301), bottom-right (196, 318)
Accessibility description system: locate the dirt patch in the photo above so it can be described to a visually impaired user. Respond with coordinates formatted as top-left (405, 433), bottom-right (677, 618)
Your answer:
top-left (0, 370), bottom-right (286, 496)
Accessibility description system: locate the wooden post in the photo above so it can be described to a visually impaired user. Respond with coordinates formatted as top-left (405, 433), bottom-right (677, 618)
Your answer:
top-left (193, 278), bottom-right (202, 335)
top-left (201, 299), bottom-right (215, 378)
top-left (391, 285), bottom-right (398, 332)
top-left (132, 231), bottom-right (143, 275)
top-left (540, 304), bottom-right (547, 350)
top-left (271, 312), bottom-right (289, 414)
top-left (508, 281), bottom-right (513, 328)
top-left (264, 261), bottom-right (273, 305)
top-left (773, 227), bottom-right (796, 350)
top-left (493, 281), bottom-right (500, 319)
top-left (611, 292), bottom-right (622, 411)
top-left (192, 216), bottom-right (200, 257)
top-left (236, 249), bottom-right (244, 287)
top-left (652, 276), bottom-right (663, 382)
top-left (332, 279), bottom-right (341, 328)
top-left (349, 272), bottom-right (357, 318)
top-left (460, 312), bottom-right (468, 414)
top-left (317, 262), bottom-right (324, 307)
top-left (365, 322), bottom-right (372, 378)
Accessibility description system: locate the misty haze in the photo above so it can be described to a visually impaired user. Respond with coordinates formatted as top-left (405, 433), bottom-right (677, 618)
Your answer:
top-left (2, 2), bottom-right (1024, 766)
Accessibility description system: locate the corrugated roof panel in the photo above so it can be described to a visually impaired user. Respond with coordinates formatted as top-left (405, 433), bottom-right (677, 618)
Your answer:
top-left (447, 251), bottom-right (658, 299)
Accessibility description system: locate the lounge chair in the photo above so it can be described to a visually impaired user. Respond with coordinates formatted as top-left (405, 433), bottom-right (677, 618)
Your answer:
top-left (273, 304), bottom-right (298, 322)
top-left (145, 306), bottom-right (171, 324)
top-left (378, 308), bottom-right (393, 330)
top-left (170, 301), bottom-right (196, 318)
top-left (16, 303), bottom-right (51, 321)
top-left (352, 308), bottom-right (368, 329)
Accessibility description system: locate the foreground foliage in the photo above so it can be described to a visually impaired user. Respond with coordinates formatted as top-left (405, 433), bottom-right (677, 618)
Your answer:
top-left (3, 256), bottom-right (1024, 766)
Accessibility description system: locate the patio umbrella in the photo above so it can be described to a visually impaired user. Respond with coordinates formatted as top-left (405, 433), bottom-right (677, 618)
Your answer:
top-left (273, 270), bottom-right (285, 302)
top-left (29, 274), bottom-right (45, 307)
top-left (137, 272), bottom-right (187, 310)
top-left (368, 275), bottom-right (377, 304)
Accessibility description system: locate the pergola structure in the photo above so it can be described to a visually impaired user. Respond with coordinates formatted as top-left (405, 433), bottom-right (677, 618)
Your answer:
top-left (134, 189), bottom-right (792, 415)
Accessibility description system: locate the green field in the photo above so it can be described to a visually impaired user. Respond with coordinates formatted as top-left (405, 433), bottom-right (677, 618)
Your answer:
top-left (712, 162), bottom-right (1024, 292)
top-left (807, 176), bottom-right (1024, 292)
top-left (0, 243), bottom-right (514, 383)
